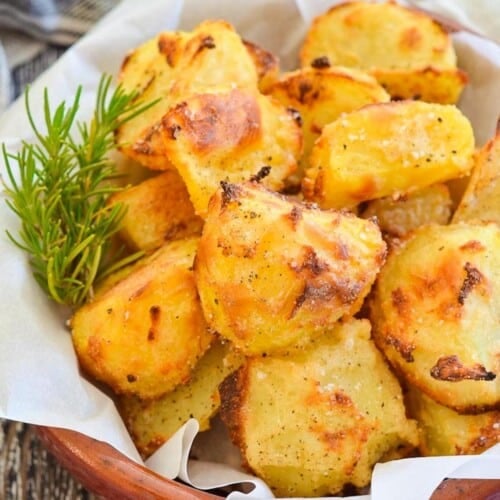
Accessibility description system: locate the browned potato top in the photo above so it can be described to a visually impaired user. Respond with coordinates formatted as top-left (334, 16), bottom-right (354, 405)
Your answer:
top-left (300, 1), bottom-right (466, 103)
top-left (370, 223), bottom-right (500, 414)
top-left (303, 100), bottom-right (475, 209)
top-left (301, 1), bottom-right (456, 70)
top-left (72, 238), bottom-right (213, 399)
top-left (269, 65), bottom-right (389, 181)
top-left (195, 181), bottom-right (386, 355)
top-left (243, 39), bottom-right (280, 94)
top-left (116, 20), bottom-right (259, 170)
top-left (161, 88), bottom-right (302, 217)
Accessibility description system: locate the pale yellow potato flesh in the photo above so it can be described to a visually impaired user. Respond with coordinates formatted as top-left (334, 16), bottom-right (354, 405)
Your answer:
top-left (220, 319), bottom-right (418, 497)
top-left (303, 100), bottom-right (474, 209)
top-left (361, 184), bottom-right (452, 238)
top-left (118, 341), bottom-right (243, 458)
top-left (406, 386), bottom-right (500, 457)
top-left (269, 66), bottom-right (389, 182)
top-left (108, 170), bottom-right (203, 252)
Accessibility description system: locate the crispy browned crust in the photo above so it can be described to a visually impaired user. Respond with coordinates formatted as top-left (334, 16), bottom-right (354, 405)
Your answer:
top-left (162, 89), bottom-right (261, 154)
top-left (219, 365), bottom-right (250, 468)
top-left (158, 32), bottom-right (184, 67)
top-left (195, 180), bottom-right (387, 355)
top-left (271, 67), bottom-right (380, 106)
top-left (243, 39), bottom-right (280, 93)
top-left (459, 418), bottom-right (500, 454)
top-left (430, 355), bottom-right (496, 382)
top-left (71, 239), bottom-right (213, 399)
top-left (370, 223), bottom-right (500, 415)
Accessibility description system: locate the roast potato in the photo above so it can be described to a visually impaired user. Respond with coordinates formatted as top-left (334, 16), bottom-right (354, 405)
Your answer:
top-left (159, 88), bottom-right (302, 217)
top-left (360, 184), bottom-right (452, 238)
top-left (108, 170), bottom-right (203, 252)
top-left (406, 386), bottom-right (500, 457)
top-left (220, 318), bottom-right (418, 497)
top-left (453, 131), bottom-right (500, 224)
top-left (118, 341), bottom-right (243, 458)
top-left (300, 1), bottom-right (467, 103)
top-left (303, 100), bottom-right (475, 209)
top-left (115, 20), bottom-right (258, 169)
top-left (269, 65), bottom-right (389, 181)
top-left (370, 223), bottom-right (500, 413)
top-left (194, 181), bottom-right (386, 355)
top-left (115, 30), bottom-right (189, 169)
top-left (72, 238), bottom-right (213, 399)
top-left (167, 20), bottom-right (258, 98)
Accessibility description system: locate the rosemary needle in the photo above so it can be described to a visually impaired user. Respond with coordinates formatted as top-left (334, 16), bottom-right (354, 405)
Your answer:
top-left (2, 74), bottom-right (156, 308)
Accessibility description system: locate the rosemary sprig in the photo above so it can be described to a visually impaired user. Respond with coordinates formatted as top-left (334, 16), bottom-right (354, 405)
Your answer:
top-left (2, 74), bottom-right (154, 308)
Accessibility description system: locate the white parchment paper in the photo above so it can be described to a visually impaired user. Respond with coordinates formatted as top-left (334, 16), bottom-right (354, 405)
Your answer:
top-left (0, 0), bottom-right (499, 498)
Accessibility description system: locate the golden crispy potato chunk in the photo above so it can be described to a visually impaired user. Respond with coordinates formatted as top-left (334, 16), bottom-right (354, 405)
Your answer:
top-left (71, 238), bottom-right (213, 399)
top-left (406, 386), bottom-right (500, 457)
top-left (269, 66), bottom-right (389, 180)
top-left (300, 1), bottom-right (467, 103)
top-left (361, 184), bottom-right (452, 238)
top-left (116, 20), bottom-right (258, 169)
top-left (108, 170), bottom-right (203, 252)
top-left (220, 319), bottom-right (418, 497)
top-left (167, 20), bottom-right (258, 99)
top-left (160, 88), bottom-right (301, 217)
top-left (117, 33), bottom-right (184, 96)
top-left (115, 31), bottom-right (189, 169)
top-left (194, 181), bottom-right (386, 355)
top-left (303, 101), bottom-right (474, 209)
top-left (370, 223), bottom-right (500, 414)
top-left (453, 132), bottom-right (500, 224)
top-left (118, 341), bottom-right (243, 459)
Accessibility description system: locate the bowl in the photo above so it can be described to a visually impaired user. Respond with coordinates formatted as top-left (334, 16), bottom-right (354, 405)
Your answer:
top-left (36, 425), bottom-right (500, 499)
top-left (30, 6), bottom-right (500, 500)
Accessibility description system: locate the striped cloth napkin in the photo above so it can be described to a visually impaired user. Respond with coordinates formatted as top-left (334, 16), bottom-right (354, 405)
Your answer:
top-left (0, 0), bottom-right (119, 112)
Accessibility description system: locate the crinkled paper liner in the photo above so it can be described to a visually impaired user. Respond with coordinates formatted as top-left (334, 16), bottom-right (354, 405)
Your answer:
top-left (0, 0), bottom-right (499, 498)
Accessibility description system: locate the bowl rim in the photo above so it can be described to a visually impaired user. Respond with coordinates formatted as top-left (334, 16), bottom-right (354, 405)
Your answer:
top-left (35, 425), bottom-right (222, 500)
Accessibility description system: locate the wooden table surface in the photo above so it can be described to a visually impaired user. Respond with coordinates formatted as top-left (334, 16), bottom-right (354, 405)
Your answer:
top-left (1, 419), bottom-right (95, 499)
